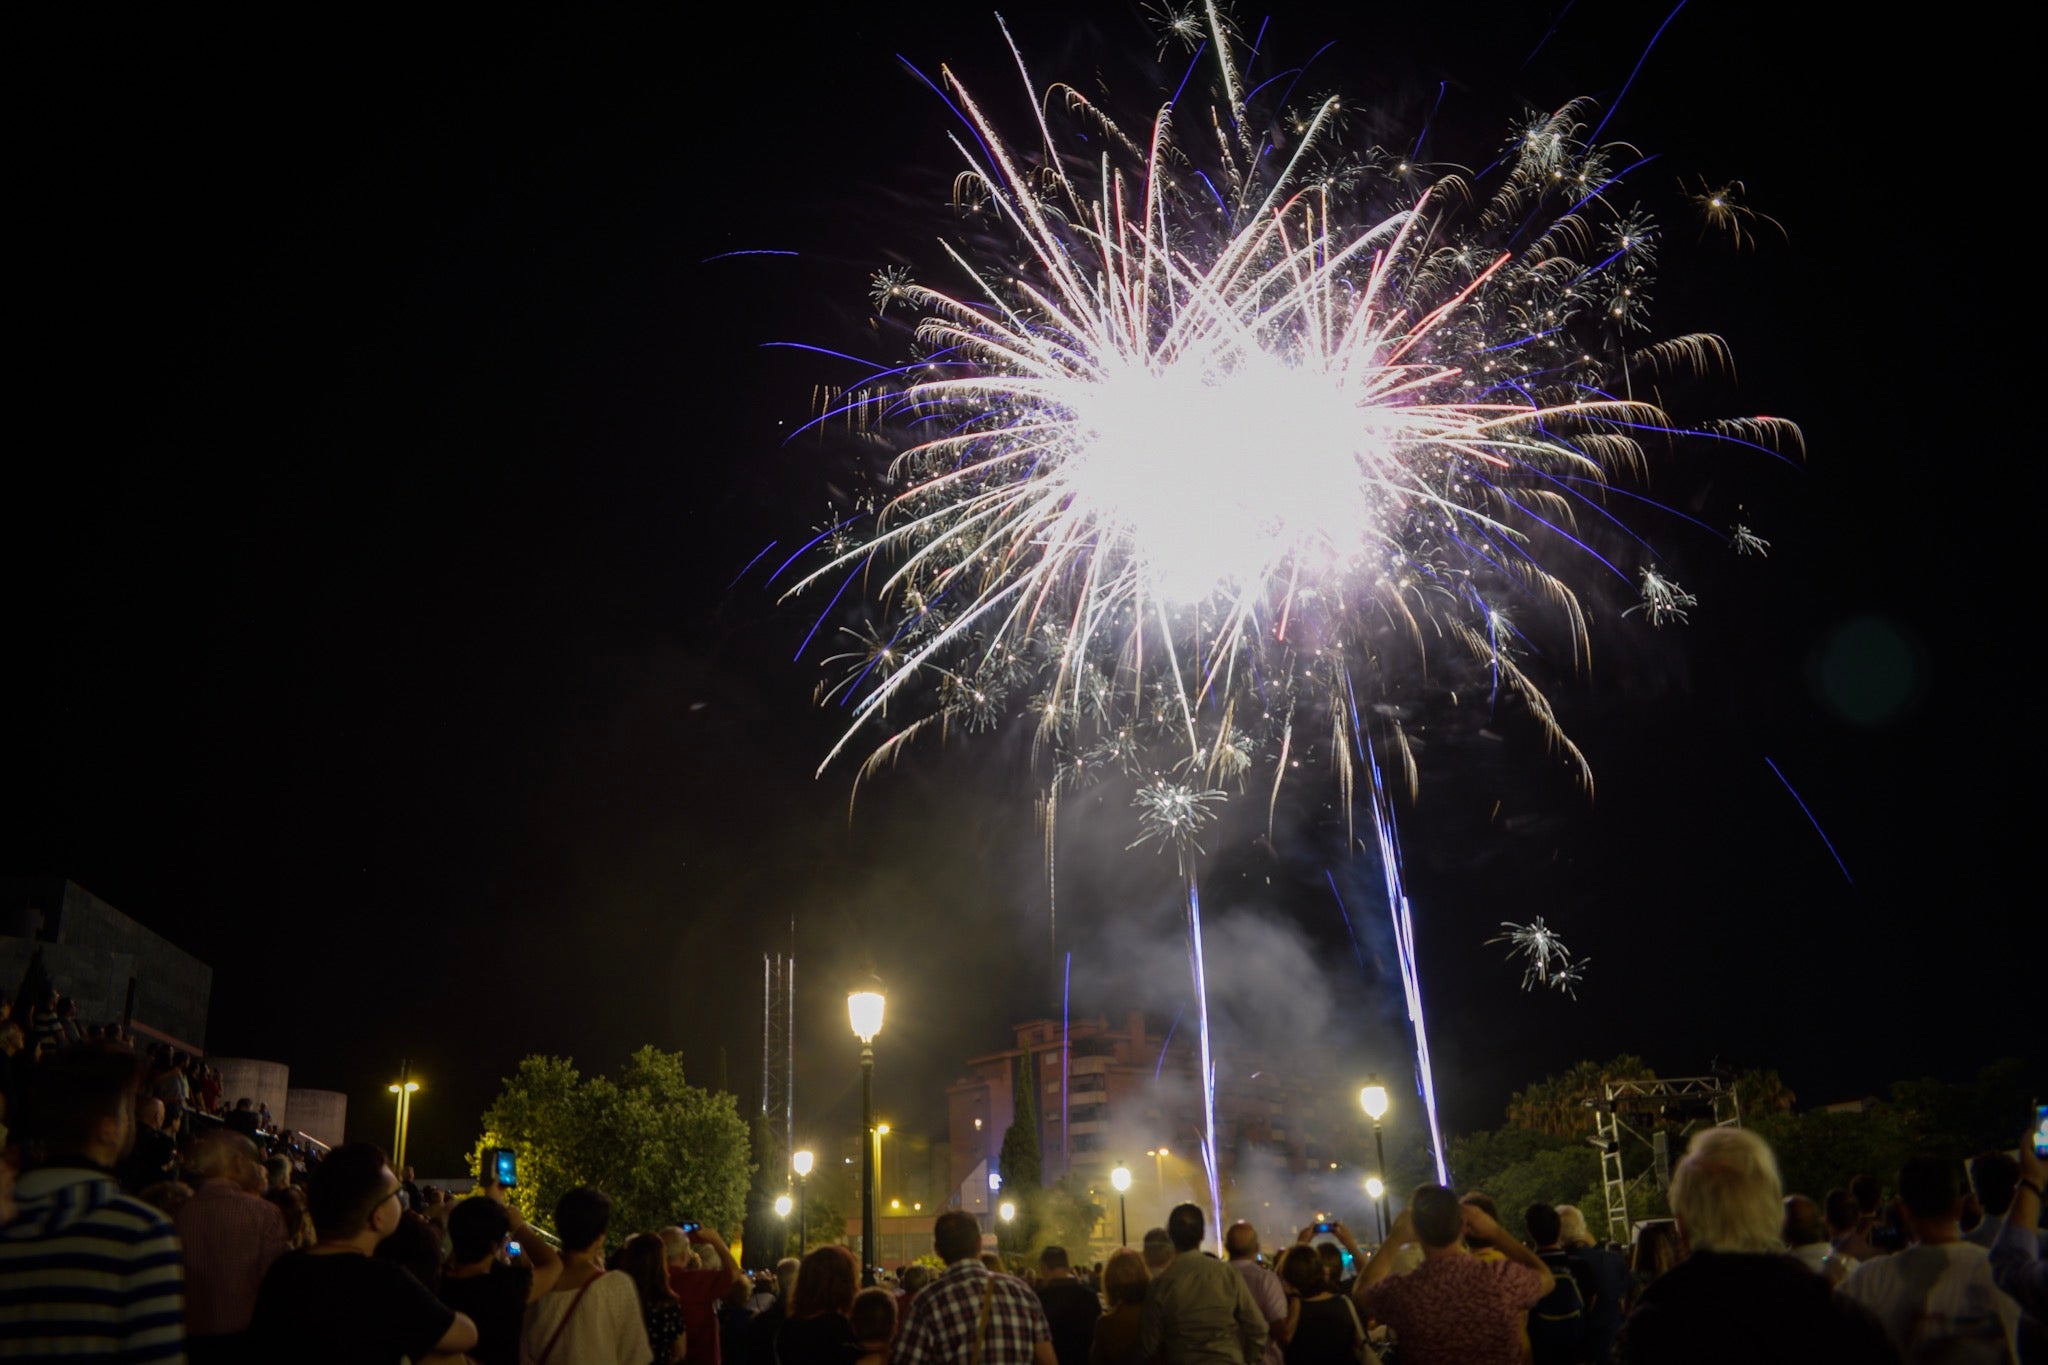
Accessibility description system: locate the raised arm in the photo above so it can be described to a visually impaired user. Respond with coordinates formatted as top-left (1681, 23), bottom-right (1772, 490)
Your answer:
top-left (1352, 1211), bottom-right (1413, 1298)
top-left (1459, 1205), bottom-right (1554, 1300)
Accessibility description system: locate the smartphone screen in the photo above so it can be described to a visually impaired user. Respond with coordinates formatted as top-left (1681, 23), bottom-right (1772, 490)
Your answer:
top-left (508, 1240), bottom-right (523, 1258)
top-left (494, 1149), bottom-right (519, 1189)
top-left (2034, 1103), bottom-right (2047, 1159)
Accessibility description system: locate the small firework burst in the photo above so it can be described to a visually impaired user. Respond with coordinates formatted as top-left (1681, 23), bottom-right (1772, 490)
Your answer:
top-left (1129, 781), bottom-right (1227, 870)
top-left (868, 264), bottom-right (914, 315)
top-left (1626, 567), bottom-right (1700, 626)
top-left (1487, 917), bottom-right (1582, 993)
top-left (1681, 176), bottom-right (1787, 251)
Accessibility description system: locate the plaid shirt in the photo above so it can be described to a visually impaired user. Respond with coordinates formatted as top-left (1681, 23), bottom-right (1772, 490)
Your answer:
top-left (174, 1179), bottom-right (290, 1335)
top-left (896, 1260), bottom-right (1050, 1365)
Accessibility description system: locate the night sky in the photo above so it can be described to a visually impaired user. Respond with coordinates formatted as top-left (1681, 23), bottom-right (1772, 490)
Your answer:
top-left (9, 5), bottom-right (2026, 1180)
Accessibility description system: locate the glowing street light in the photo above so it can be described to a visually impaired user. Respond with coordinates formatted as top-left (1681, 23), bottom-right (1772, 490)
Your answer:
top-left (848, 987), bottom-right (886, 1286)
top-left (775, 1193), bottom-right (794, 1218)
top-left (793, 1148), bottom-right (814, 1253)
top-left (1110, 1163), bottom-right (1132, 1245)
top-left (1364, 1175), bottom-right (1386, 1242)
top-left (1146, 1147), bottom-right (1170, 1199)
top-left (1361, 1078), bottom-right (1390, 1235)
top-left (387, 1063), bottom-right (421, 1172)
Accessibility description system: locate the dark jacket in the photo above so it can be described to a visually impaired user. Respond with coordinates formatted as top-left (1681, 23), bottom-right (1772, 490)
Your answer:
top-left (1615, 1251), bottom-right (1899, 1365)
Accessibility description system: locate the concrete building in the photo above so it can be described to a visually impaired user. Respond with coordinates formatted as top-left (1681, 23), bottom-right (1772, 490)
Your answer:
top-left (945, 1014), bottom-right (1337, 1234)
top-left (285, 1088), bottom-right (349, 1150)
top-left (1, 878), bottom-right (211, 1051)
top-left (209, 1057), bottom-right (292, 1123)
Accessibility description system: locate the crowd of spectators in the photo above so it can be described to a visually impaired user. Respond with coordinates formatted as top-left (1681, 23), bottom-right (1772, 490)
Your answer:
top-left (3, 993), bottom-right (2042, 1363)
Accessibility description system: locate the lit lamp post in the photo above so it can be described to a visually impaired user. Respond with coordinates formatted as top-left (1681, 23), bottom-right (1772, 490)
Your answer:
top-left (387, 1063), bottom-right (421, 1172)
top-left (848, 988), bottom-right (886, 1287)
top-left (1110, 1163), bottom-right (1132, 1246)
top-left (775, 1193), bottom-right (794, 1219)
top-left (1364, 1176), bottom-right (1386, 1244)
top-left (1361, 1079), bottom-right (1390, 1238)
top-left (999, 1198), bottom-right (1016, 1253)
top-left (793, 1149), bottom-right (814, 1255)
top-left (1146, 1147), bottom-right (1170, 1199)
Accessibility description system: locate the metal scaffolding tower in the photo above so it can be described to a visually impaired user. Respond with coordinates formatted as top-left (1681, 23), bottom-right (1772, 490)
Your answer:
top-left (1592, 1074), bottom-right (1741, 1247)
top-left (762, 949), bottom-right (794, 1170)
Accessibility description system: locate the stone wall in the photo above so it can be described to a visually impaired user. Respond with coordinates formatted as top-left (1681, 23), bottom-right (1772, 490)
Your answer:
top-left (209, 1057), bottom-right (291, 1121)
top-left (284, 1088), bottom-right (348, 1149)
top-left (0, 878), bottom-right (211, 1048)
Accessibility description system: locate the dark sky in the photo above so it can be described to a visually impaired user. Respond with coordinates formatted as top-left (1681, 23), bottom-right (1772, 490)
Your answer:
top-left (9, 5), bottom-right (2027, 1180)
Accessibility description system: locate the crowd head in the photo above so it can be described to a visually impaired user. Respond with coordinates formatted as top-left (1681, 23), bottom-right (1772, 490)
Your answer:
top-left (1668, 1126), bottom-right (1784, 1255)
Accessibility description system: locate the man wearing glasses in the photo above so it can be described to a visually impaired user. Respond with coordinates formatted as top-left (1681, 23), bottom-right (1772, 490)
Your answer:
top-left (249, 1142), bottom-right (479, 1363)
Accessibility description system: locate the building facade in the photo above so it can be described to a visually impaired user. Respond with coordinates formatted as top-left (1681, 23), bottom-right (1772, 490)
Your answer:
top-left (945, 1013), bottom-right (1340, 1239)
top-left (1, 877), bottom-right (212, 1050)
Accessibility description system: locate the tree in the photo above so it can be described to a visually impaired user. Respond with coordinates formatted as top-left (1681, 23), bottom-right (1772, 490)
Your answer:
top-left (1002, 1050), bottom-right (1043, 1189)
top-left (1749, 1105), bottom-right (1916, 1207)
top-left (741, 1112), bottom-right (782, 1270)
top-left (1731, 1068), bottom-right (1797, 1119)
top-left (1503, 1055), bottom-right (1656, 1138)
top-left (998, 1049), bottom-right (1044, 1252)
top-left (1031, 1176), bottom-right (1105, 1259)
top-left (471, 1046), bottom-right (752, 1243)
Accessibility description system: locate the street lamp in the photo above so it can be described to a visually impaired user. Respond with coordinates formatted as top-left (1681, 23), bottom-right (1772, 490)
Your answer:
top-left (1146, 1147), bottom-right (1170, 1199)
top-left (1110, 1163), bottom-right (1132, 1246)
top-left (1364, 1176), bottom-right (1386, 1243)
top-left (793, 1149), bottom-right (814, 1254)
top-left (1361, 1079), bottom-right (1390, 1239)
top-left (387, 1062), bottom-right (421, 1172)
top-left (999, 1198), bottom-right (1016, 1252)
top-left (848, 988), bottom-right (886, 1286)
top-left (775, 1193), bottom-right (794, 1218)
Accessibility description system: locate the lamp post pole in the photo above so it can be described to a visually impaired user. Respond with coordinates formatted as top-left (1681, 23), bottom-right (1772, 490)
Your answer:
top-left (849, 989), bottom-right (885, 1288)
top-left (1362, 1080), bottom-right (1390, 1239)
top-left (388, 1064), bottom-right (420, 1173)
top-left (794, 1149), bottom-right (814, 1256)
top-left (860, 1043), bottom-right (876, 1283)
top-left (1111, 1163), bottom-right (1132, 1247)
top-left (391, 1059), bottom-right (406, 1159)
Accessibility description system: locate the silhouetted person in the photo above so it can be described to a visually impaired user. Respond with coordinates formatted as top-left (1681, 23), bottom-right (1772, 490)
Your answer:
top-left (0, 1042), bottom-right (186, 1360)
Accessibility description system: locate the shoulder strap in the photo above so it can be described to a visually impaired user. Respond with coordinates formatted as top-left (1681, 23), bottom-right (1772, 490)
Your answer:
top-left (537, 1273), bottom-right (602, 1365)
top-left (968, 1272), bottom-right (998, 1365)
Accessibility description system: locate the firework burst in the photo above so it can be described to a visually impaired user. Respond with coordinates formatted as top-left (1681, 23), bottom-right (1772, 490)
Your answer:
top-left (1487, 917), bottom-right (1586, 994)
top-left (779, 4), bottom-right (1795, 1204)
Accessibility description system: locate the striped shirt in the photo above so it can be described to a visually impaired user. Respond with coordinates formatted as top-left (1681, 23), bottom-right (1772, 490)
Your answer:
top-left (0, 1165), bottom-right (186, 1362)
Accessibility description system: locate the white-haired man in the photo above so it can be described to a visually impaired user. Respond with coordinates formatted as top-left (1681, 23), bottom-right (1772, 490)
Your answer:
top-left (1614, 1127), bottom-right (1895, 1363)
